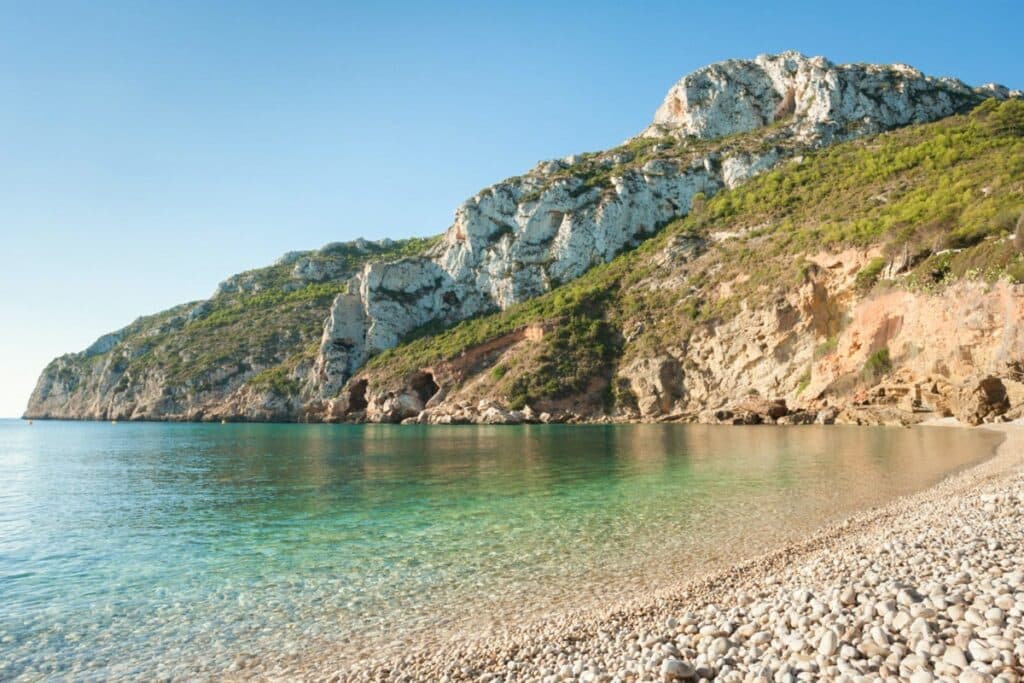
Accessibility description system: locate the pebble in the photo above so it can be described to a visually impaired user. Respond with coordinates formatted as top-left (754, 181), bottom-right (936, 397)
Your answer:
top-left (817, 629), bottom-right (838, 656)
top-left (944, 644), bottom-right (969, 668)
top-left (660, 658), bottom-right (694, 680)
top-left (968, 639), bottom-right (996, 663)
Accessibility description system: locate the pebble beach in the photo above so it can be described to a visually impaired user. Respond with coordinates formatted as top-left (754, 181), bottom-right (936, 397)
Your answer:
top-left (328, 424), bottom-right (1024, 683)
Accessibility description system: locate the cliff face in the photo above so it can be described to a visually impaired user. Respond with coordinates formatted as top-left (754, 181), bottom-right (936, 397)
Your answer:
top-left (342, 98), bottom-right (1024, 427)
top-left (645, 52), bottom-right (1015, 141)
top-left (24, 238), bottom-right (436, 421)
top-left (304, 52), bottom-right (1010, 407)
top-left (25, 52), bottom-right (1024, 424)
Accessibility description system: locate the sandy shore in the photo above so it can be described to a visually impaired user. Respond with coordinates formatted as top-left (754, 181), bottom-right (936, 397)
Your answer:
top-left (320, 423), bottom-right (1023, 682)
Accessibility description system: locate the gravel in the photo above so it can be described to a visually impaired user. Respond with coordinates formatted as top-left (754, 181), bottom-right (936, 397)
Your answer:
top-left (274, 425), bottom-right (1024, 682)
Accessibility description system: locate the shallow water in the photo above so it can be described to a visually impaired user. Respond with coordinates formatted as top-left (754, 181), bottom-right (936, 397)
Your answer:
top-left (0, 420), bottom-right (1002, 679)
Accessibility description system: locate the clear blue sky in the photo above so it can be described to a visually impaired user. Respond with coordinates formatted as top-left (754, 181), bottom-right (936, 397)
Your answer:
top-left (1, 0), bottom-right (1021, 417)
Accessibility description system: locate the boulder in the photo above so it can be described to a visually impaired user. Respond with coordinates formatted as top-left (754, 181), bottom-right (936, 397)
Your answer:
top-left (953, 376), bottom-right (1011, 425)
top-left (700, 408), bottom-right (733, 424)
top-left (815, 406), bottom-right (839, 425)
top-left (733, 397), bottom-right (789, 421)
top-left (776, 410), bottom-right (816, 425)
top-left (766, 398), bottom-right (789, 420)
top-left (919, 379), bottom-right (954, 416)
top-left (660, 658), bottom-right (695, 680)
top-left (369, 391), bottom-right (424, 423)
top-left (479, 406), bottom-right (522, 425)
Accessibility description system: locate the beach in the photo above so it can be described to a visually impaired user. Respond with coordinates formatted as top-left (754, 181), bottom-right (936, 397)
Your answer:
top-left (332, 423), bottom-right (1024, 682)
top-left (2, 421), bottom-right (1017, 681)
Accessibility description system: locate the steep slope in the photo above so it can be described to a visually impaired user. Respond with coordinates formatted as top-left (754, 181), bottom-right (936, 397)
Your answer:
top-left (303, 52), bottom-right (1012, 405)
top-left (25, 52), bottom-right (1020, 422)
top-left (347, 99), bottom-right (1024, 426)
top-left (25, 238), bottom-right (435, 420)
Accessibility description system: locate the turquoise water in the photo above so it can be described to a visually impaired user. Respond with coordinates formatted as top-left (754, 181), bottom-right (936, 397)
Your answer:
top-left (0, 420), bottom-right (1002, 680)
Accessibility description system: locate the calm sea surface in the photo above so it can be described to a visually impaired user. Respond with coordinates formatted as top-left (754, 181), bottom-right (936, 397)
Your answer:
top-left (0, 420), bottom-right (1002, 679)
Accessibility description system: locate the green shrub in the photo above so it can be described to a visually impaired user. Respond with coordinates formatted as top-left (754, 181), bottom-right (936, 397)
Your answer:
top-left (862, 348), bottom-right (892, 382)
top-left (814, 336), bottom-right (839, 359)
top-left (611, 377), bottom-right (639, 411)
top-left (505, 289), bottom-right (622, 409)
top-left (1007, 258), bottom-right (1024, 285)
top-left (796, 369), bottom-right (812, 395)
top-left (855, 257), bottom-right (887, 290)
top-left (980, 99), bottom-right (1024, 137)
top-left (247, 365), bottom-right (301, 396)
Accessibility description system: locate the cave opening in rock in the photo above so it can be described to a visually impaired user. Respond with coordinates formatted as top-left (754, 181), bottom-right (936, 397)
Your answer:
top-left (410, 371), bottom-right (439, 405)
top-left (347, 378), bottom-right (368, 412)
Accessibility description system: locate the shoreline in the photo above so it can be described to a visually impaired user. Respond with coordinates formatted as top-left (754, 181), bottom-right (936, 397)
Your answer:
top-left (14, 413), bottom-right (1018, 428)
top-left (320, 422), bottom-right (1023, 682)
top-left (9, 417), bottom-right (1018, 680)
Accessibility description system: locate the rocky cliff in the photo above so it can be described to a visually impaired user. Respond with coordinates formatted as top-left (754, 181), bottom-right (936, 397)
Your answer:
top-left (337, 98), bottom-right (1024, 427)
top-left (25, 52), bottom-right (1024, 424)
top-left (24, 238), bottom-right (436, 420)
top-left (304, 52), bottom-right (1014, 405)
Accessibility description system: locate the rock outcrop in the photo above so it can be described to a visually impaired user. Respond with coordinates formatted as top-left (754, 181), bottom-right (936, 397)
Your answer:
top-left (644, 52), bottom-right (1018, 142)
top-left (953, 376), bottom-right (1012, 426)
top-left (24, 239), bottom-right (424, 421)
top-left (350, 251), bottom-right (1024, 429)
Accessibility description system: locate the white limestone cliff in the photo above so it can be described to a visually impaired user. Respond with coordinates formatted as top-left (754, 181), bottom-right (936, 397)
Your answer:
top-left (310, 51), bottom-right (1008, 399)
top-left (645, 51), bottom-right (1014, 142)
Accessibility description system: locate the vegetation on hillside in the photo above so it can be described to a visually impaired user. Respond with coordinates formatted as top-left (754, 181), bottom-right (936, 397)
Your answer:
top-left (365, 100), bottom-right (1024, 410)
top-left (39, 98), bottom-right (1024, 416)
top-left (515, 118), bottom-right (803, 205)
top-left (52, 236), bottom-right (438, 402)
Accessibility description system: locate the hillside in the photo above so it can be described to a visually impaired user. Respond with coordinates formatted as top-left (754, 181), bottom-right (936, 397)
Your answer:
top-left (24, 52), bottom-right (1024, 424)
top-left (350, 99), bottom-right (1024, 426)
top-left (25, 238), bottom-right (435, 420)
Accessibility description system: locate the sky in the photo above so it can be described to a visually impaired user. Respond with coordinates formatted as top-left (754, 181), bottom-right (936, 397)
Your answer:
top-left (1, 0), bottom-right (1022, 417)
